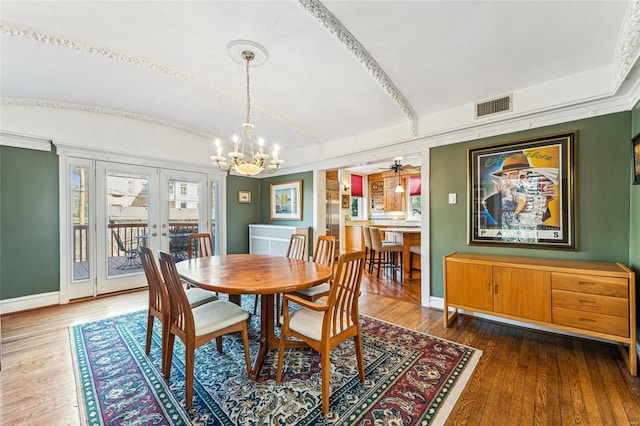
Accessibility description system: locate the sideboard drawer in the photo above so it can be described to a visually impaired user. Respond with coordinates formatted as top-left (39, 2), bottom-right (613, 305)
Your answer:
top-left (551, 273), bottom-right (628, 298)
top-left (552, 307), bottom-right (629, 337)
top-left (552, 289), bottom-right (628, 318)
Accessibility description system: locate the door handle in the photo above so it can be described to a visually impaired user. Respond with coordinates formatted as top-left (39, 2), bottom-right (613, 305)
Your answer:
top-left (152, 232), bottom-right (158, 237)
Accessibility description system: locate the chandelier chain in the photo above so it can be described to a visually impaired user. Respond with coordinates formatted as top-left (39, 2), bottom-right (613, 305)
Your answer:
top-left (245, 53), bottom-right (251, 124)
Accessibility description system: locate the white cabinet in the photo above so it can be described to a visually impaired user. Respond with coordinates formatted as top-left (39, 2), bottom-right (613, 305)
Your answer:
top-left (249, 224), bottom-right (309, 258)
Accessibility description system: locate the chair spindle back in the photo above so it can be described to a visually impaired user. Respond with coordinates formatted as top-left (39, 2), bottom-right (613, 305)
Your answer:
top-left (159, 251), bottom-right (193, 335)
top-left (312, 235), bottom-right (336, 275)
top-left (188, 233), bottom-right (214, 259)
top-left (139, 246), bottom-right (169, 314)
top-left (324, 251), bottom-right (365, 336)
top-left (286, 233), bottom-right (307, 260)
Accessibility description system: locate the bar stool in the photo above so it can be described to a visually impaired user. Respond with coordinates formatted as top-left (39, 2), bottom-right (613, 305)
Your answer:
top-left (369, 227), bottom-right (403, 281)
top-left (409, 245), bottom-right (421, 279)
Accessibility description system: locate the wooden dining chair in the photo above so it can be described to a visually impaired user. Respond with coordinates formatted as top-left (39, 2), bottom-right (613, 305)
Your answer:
top-left (362, 225), bottom-right (373, 272)
top-left (139, 246), bottom-right (218, 376)
top-left (254, 233), bottom-right (308, 314)
top-left (276, 251), bottom-right (366, 414)
top-left (286, 233), bottom-right (307, 260)
top-left (290, 235), bottom-right (336, 302)
top-left (158, 251), bottom-right (251, 407)
top-left (187, 233), bottom-right (214, 259)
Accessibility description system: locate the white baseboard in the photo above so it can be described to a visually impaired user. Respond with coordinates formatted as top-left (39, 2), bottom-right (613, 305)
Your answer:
top-left (430, 296), bottom-right (639, 352)
top-left (428, 296), bottom-right (444, 310)
top-left (0, 292), bottom-right (60, 315)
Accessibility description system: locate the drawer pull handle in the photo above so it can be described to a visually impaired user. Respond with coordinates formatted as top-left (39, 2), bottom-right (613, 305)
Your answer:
top-left (578, 281), bottom-right (595, 286)
top-left (579, 300), bottom-right (596, 305)
top-left (579, 318), bottom-right (596, 323)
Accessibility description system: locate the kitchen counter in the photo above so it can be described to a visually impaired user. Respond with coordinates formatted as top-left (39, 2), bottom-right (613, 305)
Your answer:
top-left (372, 220), bottom-right (421, 227)
top-left (383, 227), bottom-right (421, 233)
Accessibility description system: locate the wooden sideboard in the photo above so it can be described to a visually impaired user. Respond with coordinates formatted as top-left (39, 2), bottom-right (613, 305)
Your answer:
top-left (443, 252), bottom-right (637, 375)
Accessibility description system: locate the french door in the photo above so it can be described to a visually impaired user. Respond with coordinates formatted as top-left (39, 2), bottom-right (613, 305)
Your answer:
top-left (67, 159), bottom-right (216, 299)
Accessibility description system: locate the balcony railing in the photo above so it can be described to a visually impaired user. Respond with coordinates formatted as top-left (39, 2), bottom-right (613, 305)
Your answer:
top-left (72, 222), bottom-right (201, 262)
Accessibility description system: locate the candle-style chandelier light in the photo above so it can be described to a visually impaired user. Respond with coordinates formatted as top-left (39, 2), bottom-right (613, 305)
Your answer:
top-left (211, 43), bottom-right (283, 176)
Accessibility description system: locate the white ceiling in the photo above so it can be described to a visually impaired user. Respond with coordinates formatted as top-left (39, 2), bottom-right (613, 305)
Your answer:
top-left (1, 1), bottom-right (638, 173)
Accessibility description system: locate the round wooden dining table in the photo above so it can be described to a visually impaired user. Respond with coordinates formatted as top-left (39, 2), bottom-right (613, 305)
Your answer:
top-left (176, 254), bottom-right (332, 379)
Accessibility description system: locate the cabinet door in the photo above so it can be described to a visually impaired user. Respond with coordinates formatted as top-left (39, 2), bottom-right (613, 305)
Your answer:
top-left (446, 262), bottom-right (493, 311)
top-left (493, 267), bottom-right (551, 322)
top-left (345, 226), bottom-right (363, 251)
top-left (383, 176), bottom-right (403, 211)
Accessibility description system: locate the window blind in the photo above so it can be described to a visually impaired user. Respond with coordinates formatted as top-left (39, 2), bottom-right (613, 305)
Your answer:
top-left (409, 175), bottom-right (421, 196)
top-left (351, 174), bottom-right (363, 197)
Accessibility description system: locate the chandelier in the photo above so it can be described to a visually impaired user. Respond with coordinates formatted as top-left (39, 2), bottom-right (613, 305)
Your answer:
top-left (211, 46), bottom-right (283, 176)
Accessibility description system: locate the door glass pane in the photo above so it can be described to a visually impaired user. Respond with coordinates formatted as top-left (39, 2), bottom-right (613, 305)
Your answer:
top-left (72, 166), bottom-right (90, 282)
top-left (168, 178), bottom-right (199, 259)
top-left (107, 172), bottom-right (148, 277)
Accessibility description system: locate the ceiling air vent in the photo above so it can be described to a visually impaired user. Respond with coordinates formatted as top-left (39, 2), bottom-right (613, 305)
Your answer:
top-left (475, 94), bottom-right (512, 119)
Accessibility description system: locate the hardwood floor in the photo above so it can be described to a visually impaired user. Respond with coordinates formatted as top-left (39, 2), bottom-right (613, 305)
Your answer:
top-left (360, 266), bottom-right (422, 304)
top-left (1, 271), bottom-right (639, 425)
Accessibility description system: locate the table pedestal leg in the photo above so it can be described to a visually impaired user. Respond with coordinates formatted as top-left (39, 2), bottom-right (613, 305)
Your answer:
top-left (249, 293), bottom-right (278, 380)
top-left (248, 293), bottom-right (311, 380)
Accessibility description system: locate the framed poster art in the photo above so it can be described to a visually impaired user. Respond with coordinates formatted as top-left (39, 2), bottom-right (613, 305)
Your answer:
top-left (468, 131), bottom-right (576, 250)
top-left (632, 132), bottom-right (640, 185)
top-left (270, 180), bottom-right (302, 220)
top-left (238, 190), bottom-right (251, 204)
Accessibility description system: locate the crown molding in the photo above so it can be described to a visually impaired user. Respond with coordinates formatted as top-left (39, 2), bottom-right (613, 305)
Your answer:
top-left (0, 131), bottom-right (51, 151)
top-left (1, 97), bottom-right (213, 138)
top-left (614, 0), bottom-right (640, 87)
top-left (0, 22), bottom-right (319, 144)
top-left (298, 0), bottom-right (418, 136)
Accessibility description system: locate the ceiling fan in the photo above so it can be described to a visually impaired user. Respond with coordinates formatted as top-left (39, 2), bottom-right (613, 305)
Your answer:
top-left (383, 160), bottom-right (420, 173)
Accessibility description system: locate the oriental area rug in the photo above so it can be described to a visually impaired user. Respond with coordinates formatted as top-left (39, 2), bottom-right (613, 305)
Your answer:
top-left (70, 301), bottom-right (482, 425)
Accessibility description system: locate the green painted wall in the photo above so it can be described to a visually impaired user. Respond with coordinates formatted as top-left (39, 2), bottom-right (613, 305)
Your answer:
top-left (259, 172), bottom-right (314, 225)
top-left (430, 112), bottom-right (631, 298)
top-left (0, 146), bottom-right (59, 299)
top-left (630, 101), bottom-right (640, 270)
top-left (226, 175), bottom-right (261, 254)
top-left (225, 171), bottom-right (314, 256)
top-left (260, 172), bottom-right (315, 257)
top-left (632, 100), bottom-right (640, 136)
top-left (630, 102), bottom-right (640, 347)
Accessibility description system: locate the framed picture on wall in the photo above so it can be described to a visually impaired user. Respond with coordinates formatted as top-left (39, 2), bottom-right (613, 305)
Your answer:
top-left (632, 133), bottom-right (640, 185)
top-left (341, 194), bottom-right (350, 208)
top-left (468, 131), bottom-right (577, 250)
top-left (238, 190), bottom-right (251, 204)
top-left (270, 180), bottom-right (302, 220)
